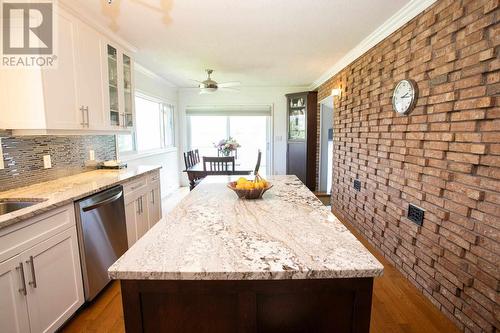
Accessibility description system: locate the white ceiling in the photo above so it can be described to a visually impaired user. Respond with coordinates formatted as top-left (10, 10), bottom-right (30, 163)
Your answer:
top-left (63, 0), bottom-right (410, 87)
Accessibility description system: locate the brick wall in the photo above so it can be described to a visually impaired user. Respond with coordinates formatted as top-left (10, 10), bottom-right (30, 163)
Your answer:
top-left (316, 0), bottom-right (499, 331)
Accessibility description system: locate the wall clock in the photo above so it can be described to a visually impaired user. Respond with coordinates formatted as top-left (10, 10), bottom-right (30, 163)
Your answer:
top-left (392, 79), bottom-right (418, 115)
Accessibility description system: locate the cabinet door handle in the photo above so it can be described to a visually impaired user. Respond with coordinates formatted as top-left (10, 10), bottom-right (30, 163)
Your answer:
top-left (151, 190), bottom-right (155, 204)
top-left (85, 106), bottom-right (90, 128)
top-left (140, 197), bottom-right (143, 214)
top-left (26, 256), bottom-right (37, 288)
top-left (80, 106), bottom-right (85, 127)
top-left (136, 198), bottom-right (140, 214)
top-left (16, 262), bottom-right (27, 296)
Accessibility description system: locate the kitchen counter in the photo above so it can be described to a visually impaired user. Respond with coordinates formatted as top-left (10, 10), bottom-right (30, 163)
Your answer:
top-left (111, 175), bottom-right (383, 333)
top-left (0, 165), bottom-right (161, 230)
top-left (109, 175), bottom-right (383, 280)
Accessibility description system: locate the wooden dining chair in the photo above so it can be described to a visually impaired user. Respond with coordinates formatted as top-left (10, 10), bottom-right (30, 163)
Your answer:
top-left (184, 150), bottom-right (205, 190)
top-left (183, 151), bottom-right (191, 170)
top-left (193, 149), bottom-right (200, 164)
top-left (184, 149), bottom-right (201, 170)
top-left (203, 156), bottom-right (235, 174)
top-left (254, 149), bottom-right (262, 175)
top-left (184, 151), bottom-right (194, 170)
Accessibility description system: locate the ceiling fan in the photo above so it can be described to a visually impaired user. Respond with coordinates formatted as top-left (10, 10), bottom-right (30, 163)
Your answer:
top-left (194, 69), bottom-right (240, 94)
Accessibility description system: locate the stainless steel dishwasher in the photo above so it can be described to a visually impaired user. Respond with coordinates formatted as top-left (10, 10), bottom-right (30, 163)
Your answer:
top-left (75, 185), bottom-right (128, 301)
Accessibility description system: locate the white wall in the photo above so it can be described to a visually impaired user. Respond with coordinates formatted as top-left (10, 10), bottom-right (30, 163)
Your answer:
top-left (178, 86), bottom-right (309, 184)
top-left (122, 63), bottom-right (181, 197)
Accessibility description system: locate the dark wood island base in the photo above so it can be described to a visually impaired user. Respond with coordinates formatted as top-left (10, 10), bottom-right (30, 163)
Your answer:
top-left (120, 278), bottom-right (374, 333)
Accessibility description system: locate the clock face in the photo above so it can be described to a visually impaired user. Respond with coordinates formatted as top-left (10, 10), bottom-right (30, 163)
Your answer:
top-left (392, 79), bottom-right (417, 114)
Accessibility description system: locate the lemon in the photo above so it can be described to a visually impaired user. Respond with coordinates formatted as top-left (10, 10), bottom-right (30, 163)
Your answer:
top-left (236, 177), bottom-right (248, 185)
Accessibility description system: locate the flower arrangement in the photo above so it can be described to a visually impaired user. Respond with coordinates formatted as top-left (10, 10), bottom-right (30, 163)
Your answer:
top-left (214, 137), bottom-right (241, 157)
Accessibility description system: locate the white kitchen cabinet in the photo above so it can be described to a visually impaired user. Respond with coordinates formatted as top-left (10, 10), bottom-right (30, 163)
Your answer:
top-left (0, 205), bottom-right (84, 333)
top-left (135, 194), bottom-right (149, 241)
top-left (0, 7), bottom-right (134, 133)
top-left (148, 186), bottom-right (162, 228)
top-left (104, 44), bottom-right (135, 130)
top-left (123, 171), bottom-right (161, 247)
top-left (41, 10), bottom-right (81, 130)
top-left (124, 199), bottom-right (138, 248)
top-left (0, 255), bottom-right (31, 333)
top-left (24, 227), bottom-right (83, 333)
top-left (124, 194), bottom-right (149, 247)
top-left (75, 21), bottom-right (106, 130)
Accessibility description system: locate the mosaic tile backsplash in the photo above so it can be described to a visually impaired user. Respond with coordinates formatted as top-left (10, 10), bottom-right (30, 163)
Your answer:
top-left (0, 135), bottom-right (116, 192)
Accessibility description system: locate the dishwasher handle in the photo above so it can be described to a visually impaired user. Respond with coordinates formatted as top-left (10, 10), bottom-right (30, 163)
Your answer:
top-left (81, 191), bottom-right (123, 212)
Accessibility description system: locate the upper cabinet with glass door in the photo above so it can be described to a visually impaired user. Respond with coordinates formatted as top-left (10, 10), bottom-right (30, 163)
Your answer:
top-left (107, 45), bottom-right (120, 127)
top-left (105, 43), bottom-right (135, 130)
top-left (288, 96), bottom-right (306, 141)
top-left (122, 54), bottom-right (134, 127)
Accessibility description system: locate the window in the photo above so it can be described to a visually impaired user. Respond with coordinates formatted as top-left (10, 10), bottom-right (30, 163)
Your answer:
top-left (118, 94), bottom-right (175, 155)
top-left (188, 115), bottom-right (269, 172)
top-left (136, 96), bottom-right (163, 151)
top-left (161, 104), bottom-right (175, 148)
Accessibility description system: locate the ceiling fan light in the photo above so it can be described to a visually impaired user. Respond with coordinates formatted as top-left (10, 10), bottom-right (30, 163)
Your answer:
top-left (201, 87), bottom-right (217, 94)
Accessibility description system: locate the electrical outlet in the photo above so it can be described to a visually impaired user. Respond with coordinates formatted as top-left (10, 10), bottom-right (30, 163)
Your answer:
top-left (353, 179), bottom-right (361, 191)
top-left (408, 204), bottom-right (424, 226)
top-left (43, 155), bottom-right (52, 169)
top-left (89, 150), bottom-right (95, 161)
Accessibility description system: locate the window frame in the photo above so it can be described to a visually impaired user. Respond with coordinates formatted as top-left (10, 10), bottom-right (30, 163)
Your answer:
top-left (117, 92), bottom-right (176, 159)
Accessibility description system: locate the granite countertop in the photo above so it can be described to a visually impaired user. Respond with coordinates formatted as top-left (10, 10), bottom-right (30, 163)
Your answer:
top-left (0, 165), bottom-right (161, 230)
top-left (109, 175), bottom-right (384, 281)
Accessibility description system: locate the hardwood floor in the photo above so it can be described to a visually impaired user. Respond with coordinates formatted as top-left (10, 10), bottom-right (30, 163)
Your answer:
top-left (342, 219), bottom-right (460, 333)
top-left (60, 189), bottom-right (460, 333)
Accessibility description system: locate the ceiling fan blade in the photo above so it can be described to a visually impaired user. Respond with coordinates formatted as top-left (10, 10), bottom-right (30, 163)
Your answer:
top-left (218, 81), bottom-right (241, 88)
top-left (190, 79), bottom-right (205, 84)
top-left (219, 87), bottom-right (240, 92)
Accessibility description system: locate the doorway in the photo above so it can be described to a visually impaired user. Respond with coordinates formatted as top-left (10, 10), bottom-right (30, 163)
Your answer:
top-left (318, 97), bottom-right (334, 194)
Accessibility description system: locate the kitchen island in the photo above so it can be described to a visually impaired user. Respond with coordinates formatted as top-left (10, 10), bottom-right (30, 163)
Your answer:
top-left (109, 175), bottom-right (383, 333)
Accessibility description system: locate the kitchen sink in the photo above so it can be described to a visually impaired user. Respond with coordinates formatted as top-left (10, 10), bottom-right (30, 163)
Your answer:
top-left (0, 199), bottom-right (46, 216)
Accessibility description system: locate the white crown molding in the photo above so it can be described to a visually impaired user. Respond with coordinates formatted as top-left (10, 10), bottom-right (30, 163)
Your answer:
top-left (309, 0), bottom-right (437, 90)
top-left (134, 62), bottom-right (178, 88)
top-left (58, 1), bottom-right (138, 53)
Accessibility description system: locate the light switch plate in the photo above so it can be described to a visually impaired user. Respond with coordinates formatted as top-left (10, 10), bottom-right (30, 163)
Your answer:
top-left (43, 155), bottom-right (52, 169)
top-left (89, 150), bottom-right (95, 161)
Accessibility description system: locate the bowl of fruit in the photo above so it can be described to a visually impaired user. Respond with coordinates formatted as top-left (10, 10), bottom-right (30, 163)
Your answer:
top-left (227, 174), bottom-right (272, 199)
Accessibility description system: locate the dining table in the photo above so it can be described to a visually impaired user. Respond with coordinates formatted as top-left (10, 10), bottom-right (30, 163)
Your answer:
top-left (184, 162), bottom-right (253, 189)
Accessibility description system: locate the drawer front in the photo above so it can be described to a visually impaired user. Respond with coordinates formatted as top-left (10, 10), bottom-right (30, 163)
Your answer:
top-left (0, 204), bottom-right (75, 263)
top-left (123, 176), bottom-right (148, 198)
top-left (147, 170), bottom-right (160, 186)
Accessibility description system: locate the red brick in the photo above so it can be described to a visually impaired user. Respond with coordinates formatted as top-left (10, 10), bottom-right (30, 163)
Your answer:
top-left (450, 110), bottom-right (486, 121)
top-left (478, 119), bottom-right (500, 131)
top-left (450, 121), bottom-right (477, 131)
top-left (454, 97), bottom-right (494, 110)
top-left (449, 143), bottom-right (487, 154)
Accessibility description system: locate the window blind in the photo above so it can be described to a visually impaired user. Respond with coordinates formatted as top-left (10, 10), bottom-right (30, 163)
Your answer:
top-left (185, 105), bottom-right (272, 116)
